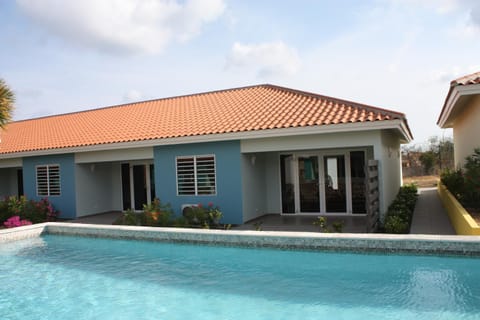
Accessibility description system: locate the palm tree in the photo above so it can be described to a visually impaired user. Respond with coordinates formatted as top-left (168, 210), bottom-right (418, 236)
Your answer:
top-left (0, 78), bottom-right (14, 129)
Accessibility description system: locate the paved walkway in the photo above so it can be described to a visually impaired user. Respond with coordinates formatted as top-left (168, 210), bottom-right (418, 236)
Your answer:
top-left (71, 211), bottom-right (123, 225)
top-left (410, 187), bottom-right (456, 235)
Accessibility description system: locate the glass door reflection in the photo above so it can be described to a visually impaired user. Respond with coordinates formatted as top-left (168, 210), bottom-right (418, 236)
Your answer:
top-left (298, 156), bottom-right (319, 212)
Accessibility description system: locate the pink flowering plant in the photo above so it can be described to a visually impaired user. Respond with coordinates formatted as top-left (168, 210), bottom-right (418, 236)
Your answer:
top-left (0, 196), bottom-right (59, 226)
top-left (4, 216), bottom-right (32, 228)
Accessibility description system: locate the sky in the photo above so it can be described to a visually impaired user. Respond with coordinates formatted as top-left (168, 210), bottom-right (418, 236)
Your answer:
top-left (1, 0), bottom-right (480, 147)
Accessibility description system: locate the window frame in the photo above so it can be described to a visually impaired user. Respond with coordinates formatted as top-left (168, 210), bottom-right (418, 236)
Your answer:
top-left (176, 155), bottom-right (216, 196)
top-left (36, 164), bottom-right (61, 197)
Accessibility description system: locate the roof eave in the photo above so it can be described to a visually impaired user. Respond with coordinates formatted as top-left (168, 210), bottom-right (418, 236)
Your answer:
top-left (437, 83), bottom-right (480, 128)
top-left (0, 120), bottom-right (412, 159)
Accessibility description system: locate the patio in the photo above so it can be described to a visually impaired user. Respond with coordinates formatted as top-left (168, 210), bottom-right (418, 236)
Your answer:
top-left (69, 187), bottom-right (456, 235)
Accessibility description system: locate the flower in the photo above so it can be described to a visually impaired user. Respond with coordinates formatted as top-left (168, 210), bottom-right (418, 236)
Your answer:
top-left (4, 216), bottom-right (32, 228)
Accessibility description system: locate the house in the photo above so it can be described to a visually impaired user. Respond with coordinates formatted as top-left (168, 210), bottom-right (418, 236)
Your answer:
top-left (437, 71), bottom-right (480, 167)
top-left (0, 84), bottom-right (412, 225)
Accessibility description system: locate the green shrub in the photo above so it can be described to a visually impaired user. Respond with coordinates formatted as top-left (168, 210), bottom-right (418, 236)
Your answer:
top-left (441, 148), bottom-right (480, 210)
top-left (331, 220), bottom-right (345, 233)
top-left (117, 209), bottom-right (139, 226)
top-left (115, 200), bottom-right (225, 229)
top-left (441, 168), bottom-right (465, 200)
top-left (313, 216), bottom-right (328, 232)
top-left (313, 216), bottom-right (344, 233)
top-left (141, 198), bottom-right (173, 227)
top-left (382, 184), bottom-right (418, 234)
top-left (384, 215), bottom-right (409, 234)
top-left (115, 198), bottom-right (174, 227)
top-left (0, 198), bottom-right (11, 224)
top-left (183, 202), bottom-right (223, 228)
top-left (464, 148), bottom-right (480, 209)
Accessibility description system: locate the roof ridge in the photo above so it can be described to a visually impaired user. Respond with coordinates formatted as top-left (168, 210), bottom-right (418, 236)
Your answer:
top-left (263, 84), bottom-right (406, 118)
top-left (451, 70), bottom-right (480, 87)
top-left (10, 84), bottom-right (271, 124)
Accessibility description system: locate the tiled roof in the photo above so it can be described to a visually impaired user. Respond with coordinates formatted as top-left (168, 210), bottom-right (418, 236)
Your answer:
top-left (0, 84), bottom-right (411, 155)
top-left (451, 71), bottom-right (480, 86)
top-left (437, 71), bottom-right (480, 127)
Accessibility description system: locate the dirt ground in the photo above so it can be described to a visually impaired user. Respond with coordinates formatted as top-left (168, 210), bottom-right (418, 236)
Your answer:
top-left (403, 175), bottom-right (439, 188)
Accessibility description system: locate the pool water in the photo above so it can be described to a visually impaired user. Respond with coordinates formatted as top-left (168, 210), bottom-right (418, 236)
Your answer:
top-left (1, 235), bottom-right (479, 320)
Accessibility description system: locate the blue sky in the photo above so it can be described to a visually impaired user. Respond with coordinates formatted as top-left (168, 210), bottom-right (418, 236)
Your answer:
top-left (1, 0), bottom-right (479, 146)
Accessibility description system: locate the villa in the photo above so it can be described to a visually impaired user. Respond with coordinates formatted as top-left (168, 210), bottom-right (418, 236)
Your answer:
top-left (0, 84), bottom-right (412, 226)
top-left (437, 71), bottom-right (480, 167)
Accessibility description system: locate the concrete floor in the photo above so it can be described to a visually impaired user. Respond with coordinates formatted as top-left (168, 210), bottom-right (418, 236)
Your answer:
top-left (71, 211), bottom-right (123, 225)
top-left (69, 187), bottom-right (456, 235)
top-left (235, 214), bottom-right (367, 233)
top-left (409, 187), bottom-right (456, 235)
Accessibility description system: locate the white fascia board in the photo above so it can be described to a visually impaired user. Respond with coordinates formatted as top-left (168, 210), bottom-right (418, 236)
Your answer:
top-left (0, 120), bottom-right (409, 159)
top-left (438, 84), bottom-right (480, 128)
top-left (398, 121), bottom-right (413, 143)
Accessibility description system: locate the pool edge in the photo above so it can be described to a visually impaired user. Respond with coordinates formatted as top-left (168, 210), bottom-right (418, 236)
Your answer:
top-left (2, 223), bottom-right (480, 256)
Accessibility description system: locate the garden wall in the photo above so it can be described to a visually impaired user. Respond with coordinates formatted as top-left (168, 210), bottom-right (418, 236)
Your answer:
top-left (438, 183), bottom-right (480, 235)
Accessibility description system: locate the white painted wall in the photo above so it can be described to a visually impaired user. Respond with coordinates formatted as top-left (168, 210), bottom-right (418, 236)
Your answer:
top-left (453, 95), bottom-right (480, 167)
top-left (378, 130), bottom-right (402, 221)
top-left (75, 162), bottom-right (122, 217)
top-left (0, 158), bottom-right (22, 168)
top-left (110, 163), bottom-right (122, 210)
top-left (241, 131), bottom-right (381, 153)
top-left (0, 168), bottom-right (18, 198)
top-left (265, 153), bottom-right (281, 213)
top-left (241, 153), bottom-right (267, 221)
top-left (75, 147), bottom-right (153, 164)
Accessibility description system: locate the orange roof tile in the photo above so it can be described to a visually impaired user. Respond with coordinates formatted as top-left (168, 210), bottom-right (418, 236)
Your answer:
top-left (451, 71), bottom-right (480, 86)
top-left (0, 84), bottom-right (411, 155)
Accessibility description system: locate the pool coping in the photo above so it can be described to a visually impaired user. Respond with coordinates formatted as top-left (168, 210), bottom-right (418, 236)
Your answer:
top-left (1, 222), bottom-right (480, 256)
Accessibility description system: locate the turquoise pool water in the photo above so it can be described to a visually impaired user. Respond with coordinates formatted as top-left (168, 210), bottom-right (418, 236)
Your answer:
top-left (1, 235), bottom-right (479, 320)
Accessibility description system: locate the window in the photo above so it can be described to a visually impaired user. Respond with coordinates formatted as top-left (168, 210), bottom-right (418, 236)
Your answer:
top-left (36, 165), bottom-right (61, 196)
top-left (176, 155), bottom-right (216, 195)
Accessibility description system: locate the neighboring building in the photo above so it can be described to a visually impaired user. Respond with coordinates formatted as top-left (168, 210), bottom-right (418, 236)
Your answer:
top-left (0, 84), bottom-right (412, 224)
top-left (438, 71), bottom-right (480, 167)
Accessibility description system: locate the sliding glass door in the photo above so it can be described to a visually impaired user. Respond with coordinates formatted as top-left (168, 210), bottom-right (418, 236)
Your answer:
top-left (121, 163), bottom-right (155, 211)
top-left (324, 155), bottom-right (346, 212)
top-left (280, 151), bottom-right (366, 215)
top-left (298, 156), bottom-right (320, 212)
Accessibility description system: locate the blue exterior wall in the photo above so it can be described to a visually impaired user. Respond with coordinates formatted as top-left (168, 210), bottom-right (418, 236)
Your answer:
top-left (154, 140), bottom-right (243, 224)
top-left (23, 154), bottom-right (77, 219)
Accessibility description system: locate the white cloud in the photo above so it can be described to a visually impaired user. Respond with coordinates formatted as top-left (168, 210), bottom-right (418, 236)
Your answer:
top-left (16, 0), bottom-right (226, 55)
top-left (227, 41), bottom-right (301, 78)
top-left (123, 89), bottom-right (144, 102)
top-left (469, 1), bottom-right (480, 27)
top-left (431, 65), bottom-right (480, 83)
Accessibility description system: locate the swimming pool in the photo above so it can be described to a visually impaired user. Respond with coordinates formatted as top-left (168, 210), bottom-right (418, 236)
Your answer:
top-left (1, 232), bottom-right (480, 320)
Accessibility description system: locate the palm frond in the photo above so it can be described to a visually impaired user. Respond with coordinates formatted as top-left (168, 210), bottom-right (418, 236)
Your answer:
top-left (0, 78), bottom-right (15, 129)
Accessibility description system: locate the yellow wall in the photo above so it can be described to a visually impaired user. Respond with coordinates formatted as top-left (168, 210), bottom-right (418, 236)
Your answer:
top-left (453, 95), bottom-right (480, 167)
top-left (438, 183), bottom-right (480, 235)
